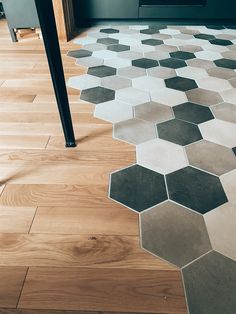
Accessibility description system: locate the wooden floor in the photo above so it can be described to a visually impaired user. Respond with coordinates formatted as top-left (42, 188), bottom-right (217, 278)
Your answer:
top-left (0, 20), bottom-right (187, 314)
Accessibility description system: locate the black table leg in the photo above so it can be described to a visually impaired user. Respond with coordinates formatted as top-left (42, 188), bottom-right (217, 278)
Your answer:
top-left (34, 0), bottom-right (76, 147)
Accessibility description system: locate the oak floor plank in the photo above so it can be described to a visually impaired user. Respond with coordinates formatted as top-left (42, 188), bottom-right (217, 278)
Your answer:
top-left (18, 267), bottom-right (186, 313)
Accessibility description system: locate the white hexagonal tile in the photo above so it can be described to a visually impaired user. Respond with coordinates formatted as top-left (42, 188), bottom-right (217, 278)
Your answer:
top-left (116, 87), bottom-right (150, 106)
top-left (118, 51), bottom-right (143, 60)
top-left (151, 88), bottom-right (188, 107)
top-left (132, 76), bottom-right (165, 92)
top-left (101, 75), bottom-right (131, 90)
top-left (137, 138), bottom-right (188, 174)
top-left (220, 170), bottom-right (236, 205)
top-left (176, 66), bottom-right (208, 80)
top-left (118, 66), bottom-right (146, 79)
top-left (104, 57), bottom-right (131, 69)
top-left (199, 119), bottom-right (236, 148)
top-left (197, 77), bottom-right (232, 92)
top-left (130, 45), bottom-right (155, 53)
top-left (119, 37), bottom-right (141, 46)
top-left (93, 50), bottom-right (117, 60)
top-left (94, 100), bottom-right (133, 123)
top-left (67, 75), bottom-right (101, 90)
top-left (74, 37), bottom-right (97, 45)
top-left (160, 29), bottom-right (181, 35)
top-left (76, 57), bottom-right (103, 68)
top-left (195, 50), bottom-right (222, 61)
top-left (221, 89), bottom-right (236, 104)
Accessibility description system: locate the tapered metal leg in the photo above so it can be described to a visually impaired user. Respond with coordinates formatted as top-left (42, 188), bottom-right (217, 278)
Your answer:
top-left (34, 0), bottom-right (76, 147)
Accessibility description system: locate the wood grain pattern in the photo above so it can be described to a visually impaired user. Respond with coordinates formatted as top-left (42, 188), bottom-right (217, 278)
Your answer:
top-left (0, 136), bottom-right (49, 150)
top-left (0, 267), bottom-right (28, 308)
top-left (19, 267), bottom-right (186, 313)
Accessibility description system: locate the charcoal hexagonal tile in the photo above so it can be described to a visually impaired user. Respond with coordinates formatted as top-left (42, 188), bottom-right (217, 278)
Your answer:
top-left (109, 164), bottom-right (167, 212)
top-left (206, 25), bottom-right (225, 29)
top-left (182, 252), bottom-right (236, 314)
top-left (194, 33), bottom-right (216, 40)
top-left (80, 86), bottom-right (115, 104)
top-left (197, 77), bottom-right (232, 92)
top-left (100, 28), bottom-right (119, 34)
top-left (159, 58), bottom-right (187, 69)
top-left (101, 75), bottom-right (131, 90)
top-left (186, 88), bottom-right (223, 106)
top-left (186, 140), bottom-right (236, 176)
top-left (142, 39), bottom-right (163, 46)
top-left (210, 38), bottom-right (233, 46)
top-left (157, 118), bottom-right (202, 146)
top-left (199, 119), bottom-right (236, 148)
top-left (94, 100), bottom-right (133, 123)
top-left (211, 102), bottom-right (236, 123)
top-left (67, 49), bottom-right (92, 59)
top-left (118, 66), bottom-right (146, 79)
top-left (133, 76), bottom-right (165, 92)
top-left (87, 65), bottom-right (116, 78)
top-left (173, 102), bottom-right (214, 124)
top-left (233, 147), bottom-right (236, 156)
top-left (132, 58), bottom-right (159, 69)
top-left (116, 88), bottom-right (150, 106)
top-left (140, 26), bottom-right (166, 34)
top-left (134, 101), bottom-right (174, 124)
top-left (166, 166), bottom-right (228, 214)
top-left (137, 139), bottom-right (188, 174)
top-left (170, 51), bottom-right (196, 60)
top-left (97, 38), bottom-right (119, 45)
top-left (220, 170), bottom-right (236, 205)
top-left (151, 88), bottom-right (188, 107)
top-left (165, 76), bottom-right (198, 91)
top-left (141, 201), bottom-right (212, 267)
top-left (108, 44), bottom-right (130, 52)
top-left (205, 203), bottom-right (236, 261)
top-left (214, 58), bottom-right (236, 69)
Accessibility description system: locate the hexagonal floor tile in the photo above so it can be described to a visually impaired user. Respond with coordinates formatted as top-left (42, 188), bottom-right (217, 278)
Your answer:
top-left (109, 164), bottom-right (167, 212)
top-left (157, 118), bottom-right (202, 146)
top-left (211, 102), bottom-right (236, 123)
top-left (179, 44), bottom-right (203, 53)
top-left (117, 50), bottom-right (143, 60)
top-left (100, 28), bottom-right (119, 34)
top-left (187, 58), bottom-right (215, 69)
top-left (210, 38), bottom-right (233, 46)
top-left (159, 58), bottom-right (187, 69)
top-left (214, 58), bottom-right (236, 69)
top-left (87, 65), bottom-right (116, 78)
top-left (137, 138), bottom-right (188, 174)
top-left (114, 118), bottom-right (157, 145)
top-left (207, 67), bottom-right (236, 80)
top-left (173, 102), bottom-right (214, 124)
top-left (67, 49), bottom-right (92, 59)
top-left (101, 75), bottom-right (131, 90)
top-left (195, 50), bottom-right (222, 61)
top-left (221, 88), bottom-right (236, 104)
top-left (220, 170), bottom-right (236, 205)
top-left (186, 88), bottom-right (223, 106)
top-left (147, 66), bottom-right (176, 79)
top-left (186, 140), bottom-right (236, 175)
top-left (197, 77), bottom-right (232, 92)
top-left (80, 86), bottom-right (115, 104)
top-left (182, 251), bottom-right (236, 314)
top-left (108, 44), bottom-right (130, 52)
top-left (170, 51), bottom-right (196, 60)
top-left (194, 33), bottom-right (215, 40)
top-left (166, 166), bottom-right (228, 214)
top-left (117, 66), bottom-right (146, 79)
top-left (132, 58), bottom-right (159, 69)
top-left (93, 50), bottom-right (117, 60)
top-left (199, 119), bottom-right (236, 148)
top-left (176, 66), bottom-right (208, 80)
top-left (104, 58), bottom-right (131, 69)
top-left (116, 87), bottom-right (150, 106)
top-left (141, 26), bottom-right (166, 34)
top-left (134, 101), bottom-right (173, 124)
top-left (151, 88), bottom-right (188, 107)
top-left (97, 38), bottom-right (119, 45)
top-left (67, 74), bottom-right (101, 90)
top-left (94, 100), bottom-right (133, 123)
top-left (144, 51), bottom-right (169, 61)
top-left (76, 56), bottom-right (103, 68)
top-left (205, 203), bottom-right (236, 261)
top-left (142, 39), bottom-right (163, 46)
top-left (141, 201), bottom-right (211, 267)
top-left (165, 76), bottom-right (198, 91)
top-left (132, 76), bottom-right (165, 92)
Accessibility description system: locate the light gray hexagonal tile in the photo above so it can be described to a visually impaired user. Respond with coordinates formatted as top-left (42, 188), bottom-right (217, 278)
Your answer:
top-left (144, 51), bottom-right (169, 61)
top-left (116, 87), bottom-right (150, 106)
top-left (207, 67), bottom-right (236, 80)
top-left (197, 77), bottom-right (232, 92)
top-left (195, 50), bottom-right (222, 61)
top-left (117, 50), bottom-right (143, 60)
top-left (137, 138), bottom-right (188, 174)
top-left (151, 88), bottom-right (188, 107)
top-left (221, 88), bottom-right (236, 104)
top-left (130, 45), bottom-right (155, 53)
top-left (101, 75), bottom-right (131, 90)
top-left (199, 119), bottom-right (236, 148)
top-left (179, 44), bottom-right (203, 53)
top-left (186, 88), bottom-right (223, 106)
top-left (204, 203), bottom-right (236, 261)
top-left (76, 56), bottom-right (103, 68)
top-left (67, 75), bottom-right (101, 90)
top-left (147, 66), bottom-right (176, 79)
top-left (83, 43), bottom-right (106, 52)
top-left (132, 76), bottom-right (165, 92)
top-left (176, 66), bottom-right (208, 80)
top-left (220, 170), bottom-right (236, 205)
top-left (211, 102), bottom-right (236, 123)
top-left (134, 101), bottom-right (173, 123)
top-left (104, 57), bottom-right (131, 69)
top-left (74, 37), bottom-right (97, 45)
top-left (93, 50), bottom-right (117, 60)
top-left (94, 100), bottom-right (133, 123)
top-left (118, 66), bottom-right (146, 79)
top-left (114, 118), bottom-right (157, 145)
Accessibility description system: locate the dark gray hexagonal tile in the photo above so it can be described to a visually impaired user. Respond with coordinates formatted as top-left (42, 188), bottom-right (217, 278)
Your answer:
top-left (100, 28), bottom-right (119, 34)
top-left (157, 119), bottom-right (202, 146)
top-left (173, 102), bottom-right (214, 124)
top-left (109, 165), bottom-right (167, 212)
top-left (97, 38), bottom-right (119, 45)
top-left (166, 166), bottom-right (228, 214)
top-left (142, 39), bottom-right (163, 46)
top-left (170, 51), bottom-right (196, 60)
top-left (67, 49), bottom-right (92, 59)
top-left (80, 86), bottom-right (115, 104)
top-left (159, 58), bottom-right (187, 69)
top-left (108, 44), bottom-right (130, 52)
top-left (233, 147), bottom-right (236, 156)
top-left (183, 251), bottom-right (236, 314)
top-left (194, 33), bottom-right (216, 40)
top-left (165, 76), bottom-right (198, 91)
top-left (210, 38), bottom-right (233, 46)
top-left (140, 25), bottom-right (166, 34)
top-left (87, 65), bottom-right (116, 78)
top-left (214, 58), bottom-right (236, 69)
top-left (132, 58), bottom-right (159, 69)
top-left (141, 201), bottom-right (212, 267)
top-left (206, 25), bottom-right (225, 29)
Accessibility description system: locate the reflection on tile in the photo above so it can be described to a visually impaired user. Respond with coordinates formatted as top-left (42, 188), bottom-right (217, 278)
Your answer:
top-left (220, 170), bottom-right (236, 205)
top-left (109, 165), bottom-right (167, 212)
top-left (183, 251), bottom-right (236, 314)
top-left (134, 101), bottom-right (173, 124)
top-left (186, 140), bottom-right (236, 176)
top-left (94, 100), bottom-right (133, 123)
top-left (166, 166), bottom-right (228, 214)
top-left (173, 102), bottom-right (214, 124)
top-left (141, 201), bottom-right (211, 267)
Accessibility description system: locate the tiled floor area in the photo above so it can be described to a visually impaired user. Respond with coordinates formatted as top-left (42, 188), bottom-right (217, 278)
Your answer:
top-left (67, 24), bottom-right (236, 313)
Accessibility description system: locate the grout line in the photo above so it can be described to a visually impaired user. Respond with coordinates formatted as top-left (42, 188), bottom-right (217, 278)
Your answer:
top-left (16, 267), bottom-right (29, 309)
top-left (28, 206), bottom-right (38, 234)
